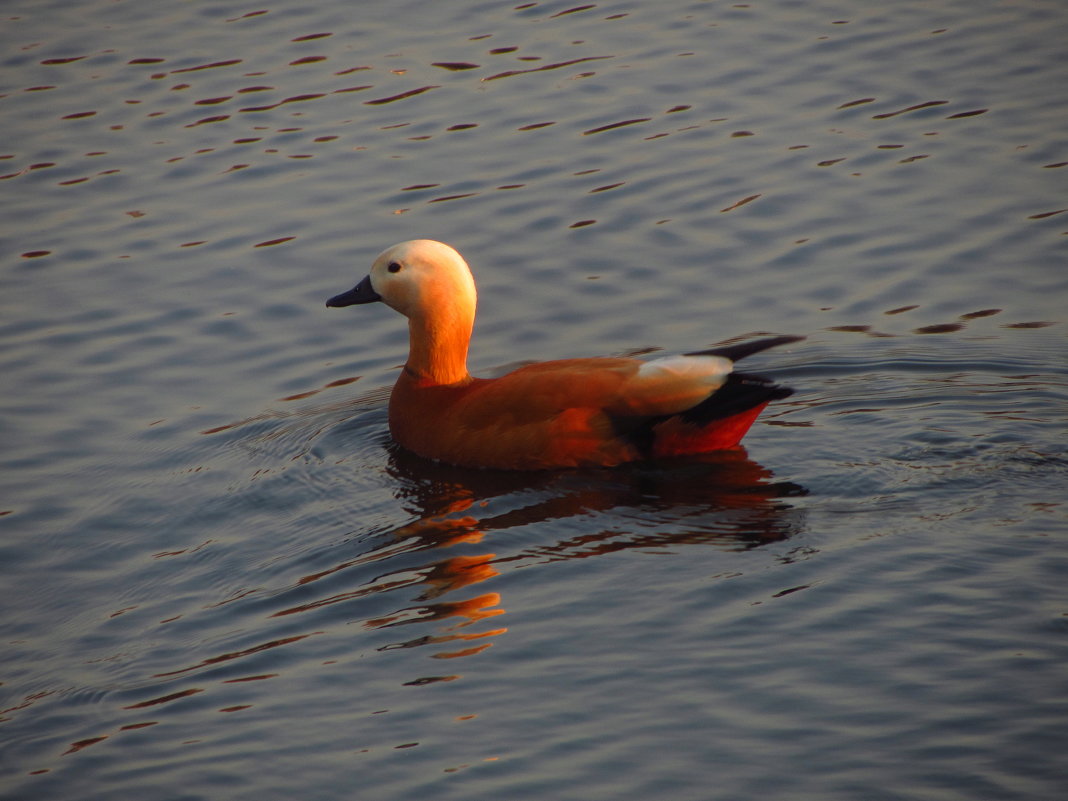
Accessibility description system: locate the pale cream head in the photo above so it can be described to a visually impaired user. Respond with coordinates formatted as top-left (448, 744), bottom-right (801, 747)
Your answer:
top-left (368, 239), bottom-right (477, 321)
top-left (368, 239), bottom-right (478, 385)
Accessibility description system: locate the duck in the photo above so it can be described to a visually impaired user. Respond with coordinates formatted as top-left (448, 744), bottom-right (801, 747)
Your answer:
top-left (327, 239), bottom-right (801, 470)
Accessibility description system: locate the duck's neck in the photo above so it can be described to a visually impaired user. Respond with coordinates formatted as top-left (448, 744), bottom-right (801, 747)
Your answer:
top-left (405, 308), bottom-right (473, 386)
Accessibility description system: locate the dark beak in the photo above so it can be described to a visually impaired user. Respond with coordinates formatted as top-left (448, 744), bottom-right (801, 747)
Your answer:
top-left (326, 274), bottom-right (381, 307)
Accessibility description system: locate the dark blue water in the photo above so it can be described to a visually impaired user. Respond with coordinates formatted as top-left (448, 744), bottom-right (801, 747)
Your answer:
top-left (2, 1), bottom-right (1067, 799)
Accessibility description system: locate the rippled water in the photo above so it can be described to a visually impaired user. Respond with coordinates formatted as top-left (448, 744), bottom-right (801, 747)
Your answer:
top-left (2, 1), bottom-right (1067, 799)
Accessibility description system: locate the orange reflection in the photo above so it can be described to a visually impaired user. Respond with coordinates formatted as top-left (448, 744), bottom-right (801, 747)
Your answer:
top-left (370, 591), bottom-right (508, 660)
top-left (421, 554), bottom-right (500, 599)
top-left (365, 592), bottom-right (502, 629)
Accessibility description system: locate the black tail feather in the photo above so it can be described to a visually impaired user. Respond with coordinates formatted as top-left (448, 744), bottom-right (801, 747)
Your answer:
top-left (679, 372), bottom-right (793, 425)
top-left (614, 335), bottom-right (801, 456)
top-left (685, 335), bottom-right (804, 363)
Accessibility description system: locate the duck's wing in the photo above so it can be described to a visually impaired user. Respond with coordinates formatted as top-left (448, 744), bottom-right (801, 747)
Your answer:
top-left (608, 354), bottom-right (734, 417)
top-left (608, 335), bottom-right (804, 418)
top-left (612, 336), bottom-right (802, 458)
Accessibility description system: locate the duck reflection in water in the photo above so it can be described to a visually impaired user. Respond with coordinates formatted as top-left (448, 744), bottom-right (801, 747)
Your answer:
top-left (260, 392), bottom-right (808, 665)
top-left (366, 448), bottom-right (806, 657)
top-left (274, 439), bottom-right (806, 664)
top-left (388, 448), bottom-right (803, 649)
top-left (384, 442), bottom-right (808, 558)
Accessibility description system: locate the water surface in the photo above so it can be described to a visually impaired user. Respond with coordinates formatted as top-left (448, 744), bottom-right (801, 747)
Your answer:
top-left (2, 1), bottom-right (1067, 799)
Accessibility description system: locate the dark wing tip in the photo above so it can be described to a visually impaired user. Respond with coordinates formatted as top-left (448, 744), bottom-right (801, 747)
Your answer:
top-left (679, 372), bottom-right (794, 425)
top-left (685, 334), bottom-right (804, 363)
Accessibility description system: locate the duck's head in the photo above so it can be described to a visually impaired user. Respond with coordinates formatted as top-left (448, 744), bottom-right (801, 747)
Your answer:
top-left (326, 239), bottom-right (477, 322)
top-left (327, 240), bottom-right (478, 384)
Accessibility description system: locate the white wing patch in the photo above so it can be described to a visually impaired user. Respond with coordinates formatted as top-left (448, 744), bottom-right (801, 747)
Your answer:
top-left (611, 354), bottom-right (734, 417)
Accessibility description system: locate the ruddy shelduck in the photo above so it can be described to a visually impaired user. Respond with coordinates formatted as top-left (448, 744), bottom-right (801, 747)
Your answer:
top-left (327, 239), bottom-right (801, 470)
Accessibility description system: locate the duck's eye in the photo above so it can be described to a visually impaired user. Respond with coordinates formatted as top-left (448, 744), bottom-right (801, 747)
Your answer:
top-left (387, 261), bottom-right (402, 273)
